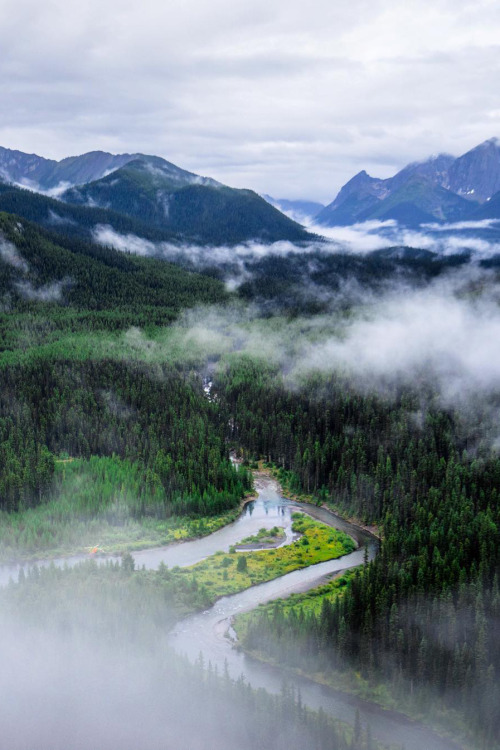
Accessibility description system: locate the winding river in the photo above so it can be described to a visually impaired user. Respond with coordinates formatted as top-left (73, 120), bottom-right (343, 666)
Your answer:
top-left (0, 474), bottom-right (463, 750)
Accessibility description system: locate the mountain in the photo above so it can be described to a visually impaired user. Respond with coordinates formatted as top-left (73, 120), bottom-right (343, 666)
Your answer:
top-left (388, 153), bottom-right (456, 193)
top-left (61, 156), bottom-right (310, 245)
top-left (0, 147), bottom-right (139, 191)
top-left (0, 148), bottom-right (311, 245)
top-left (469, 189), bottom-right (500, 220)
top-left (315, 171), bottom-right (388, 226)
top-left (317, 138), bottom-right (500, 228)
top-left (262, 196), bottom-right (325, 223)
top-left (366, 176), bottom-right (473, 225)
top-left (446, 138), bottom-right (500, 201)
top-left (0, 181), bottom-right (181, 245)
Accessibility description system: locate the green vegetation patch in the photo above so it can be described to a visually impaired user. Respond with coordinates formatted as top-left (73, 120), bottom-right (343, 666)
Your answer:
top-left (234, 572), bottom-right (354, 643)
top-left (170, 513), bottom-right (355, 601)
top-left (235, 525), bottom-right (286, 548)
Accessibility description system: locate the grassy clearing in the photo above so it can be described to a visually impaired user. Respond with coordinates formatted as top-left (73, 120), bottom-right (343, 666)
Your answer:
top-left (0, 508), bottom-right (241, 563)
top-left (170, 514), bottom-right (356, 600)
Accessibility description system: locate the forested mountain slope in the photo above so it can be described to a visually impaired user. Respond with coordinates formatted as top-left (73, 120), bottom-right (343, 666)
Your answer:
top-left (62, 157), bottom-right (311, 244)
top-left (0, 211), bottom-right (226, 327)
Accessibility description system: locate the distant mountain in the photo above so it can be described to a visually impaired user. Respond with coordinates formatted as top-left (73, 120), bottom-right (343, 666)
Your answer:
top-left (0, 147), bottom-right (139, 191)
top-left (61, 156), bottom-right (310, 245)
top-left (446, 138), bottom-right (500, 201)
top-left (367, 177), bottom-right (473, 224)
top-left (315, 171), bottom-right (387, 226)
top-left (469, 189), bottom-right (500, 220)
top-left (262, 196), bottom-right (325, 223)
top-left (317, 138), bottom-right (500, 228)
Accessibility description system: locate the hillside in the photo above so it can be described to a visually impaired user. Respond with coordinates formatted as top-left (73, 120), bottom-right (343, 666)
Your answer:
top-left (0, 147), bottom-right (312, 245)
top-left (62, 157), bottom-right (310, 245)
top-left (0, 211), bottom-right (226, 329)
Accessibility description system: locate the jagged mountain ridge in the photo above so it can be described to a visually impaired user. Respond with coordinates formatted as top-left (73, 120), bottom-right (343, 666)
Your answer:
top-left (0, 149), bottom-right (310, 245)
top-left (0, 147), bottom-right (142, 191)
top-left (317, 138), bottom-right (500, 227)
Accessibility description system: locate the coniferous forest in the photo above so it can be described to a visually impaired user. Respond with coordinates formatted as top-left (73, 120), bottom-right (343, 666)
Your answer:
top-left (1, 202), bottom-right (499, 749)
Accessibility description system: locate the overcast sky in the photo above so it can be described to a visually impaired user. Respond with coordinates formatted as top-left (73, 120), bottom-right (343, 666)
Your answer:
top-left (1, 0), bottom-right (500, 201)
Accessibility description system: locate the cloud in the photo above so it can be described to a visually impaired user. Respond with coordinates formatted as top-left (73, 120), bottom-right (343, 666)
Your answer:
top-left (14, 278), bottom-right (71, 303)
top-left (0, 235), bottom-right (29, 272)
top-left (1, 231), bottom-right (71, 302)
top-left (93, 218), bottom-right (500, 277)
top-left (93, 225), bottom-right (157, 256)
top-left (299, 274), bottom-right (500, 402)
top-left (0, 0), bottom-right (500, 200)
top-left (156, 264), bottom-right (500, 445)
top-left (421, 219), bottom-right (500, 231)
top-left (305, 219), bottom-right (500, 258)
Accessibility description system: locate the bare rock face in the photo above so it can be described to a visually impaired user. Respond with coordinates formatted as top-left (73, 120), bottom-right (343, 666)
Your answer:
top-left (447, 138), bottom-right (500, 202)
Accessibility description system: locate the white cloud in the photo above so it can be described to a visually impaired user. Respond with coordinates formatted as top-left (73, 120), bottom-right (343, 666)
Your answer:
top-left (300, 279), bottom-right (500, 404)
top-left (0, 235), bottom-right (29, 272)
top-left (0, 0), bottom-right (499, 201)
top-left (14, 279), bottom-right (70, 302)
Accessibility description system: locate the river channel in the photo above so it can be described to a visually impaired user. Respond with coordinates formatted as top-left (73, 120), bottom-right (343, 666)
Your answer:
top-left (0, 474), bottom-right (463, 750)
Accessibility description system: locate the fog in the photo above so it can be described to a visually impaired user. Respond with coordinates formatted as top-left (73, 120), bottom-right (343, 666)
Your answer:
top-left (298, 274), bottom-right (500, 402)
top-left (93, 219), bottom-right (500, 297)
top-left (1, 231), bottom-right (71, 302)
top-left (0, 612), bottom-right (252, 750)
top-left (306, 218), bottom-right (500, 258)
top-left (0, 566), bottom-right (349, 750)
top-left (0, 234), bottom-right (29, 272)
top-left (14, 278), bottom-right (70, 302)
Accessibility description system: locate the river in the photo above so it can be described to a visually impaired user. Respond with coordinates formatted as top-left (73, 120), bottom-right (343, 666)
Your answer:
top-left (0, 473), bottom-right (463, 750)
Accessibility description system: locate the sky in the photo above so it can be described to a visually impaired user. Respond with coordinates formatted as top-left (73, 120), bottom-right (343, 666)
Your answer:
top-left (1, 0), bottom-right (500, 202)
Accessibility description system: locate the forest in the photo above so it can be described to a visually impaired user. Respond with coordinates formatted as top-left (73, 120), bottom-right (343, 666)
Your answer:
top-left (1, 202), bottom-right (499, 748)
top-left (217, 358), bottom-right (500, 747)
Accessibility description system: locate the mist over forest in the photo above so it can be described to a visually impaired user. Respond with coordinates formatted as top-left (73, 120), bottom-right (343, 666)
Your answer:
top-left (1, 195), bottom-right (499, 750)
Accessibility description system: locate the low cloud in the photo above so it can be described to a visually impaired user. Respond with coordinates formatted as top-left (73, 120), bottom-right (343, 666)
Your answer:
top-left (421, 219), bottom-right (500, 232)
top-left (47, 209), bottom-right (76, 226)
top-left (299, 274), bottom-right (500, 405)
top-left (14, 278), bottom-right (71, 303)
top-left (94, 219), bottom-right (500, 277)
top-left (162, 266), bottom-right (500, 448)
top-left (0, 232), bottom-right (71, 303)
top-left (0, 235), bottom-right (29, 272)
top-left (307, 219), bottom-right (500, 258)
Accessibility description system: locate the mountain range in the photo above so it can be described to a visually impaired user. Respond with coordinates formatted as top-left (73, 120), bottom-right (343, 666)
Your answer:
top-left (316, 138), bottom-right (500, 227)
top-left (1, 139), bottom-right (500, 242)
top-left (0, 148), bottom-right (310, 245)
